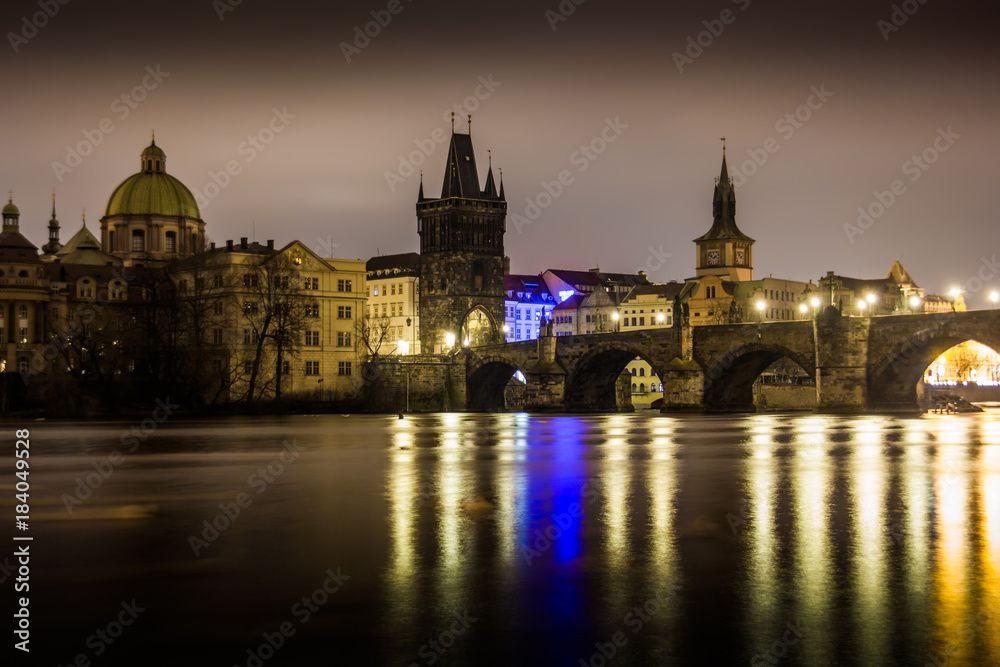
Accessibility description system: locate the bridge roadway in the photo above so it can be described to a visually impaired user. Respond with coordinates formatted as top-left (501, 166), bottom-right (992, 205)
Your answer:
top-left (460, 310), bottom-right (1000, 413)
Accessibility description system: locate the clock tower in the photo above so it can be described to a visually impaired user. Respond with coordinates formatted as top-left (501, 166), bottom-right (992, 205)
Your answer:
top-left (694, 145), bottom-right (754, 282)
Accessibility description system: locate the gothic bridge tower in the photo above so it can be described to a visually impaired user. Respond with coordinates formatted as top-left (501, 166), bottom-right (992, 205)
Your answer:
top-left (417, 117), bottom-right (507, 353)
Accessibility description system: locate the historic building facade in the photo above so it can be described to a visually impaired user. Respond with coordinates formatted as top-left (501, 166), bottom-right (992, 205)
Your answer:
top-left (366, 252), bottom-right (421, 355)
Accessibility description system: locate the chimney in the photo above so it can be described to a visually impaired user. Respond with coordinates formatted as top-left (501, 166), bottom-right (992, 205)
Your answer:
top-left (503, 255), bottom-right (510, 275)
top-left (210, 242), bottom-right (216, 251)
top-left (226, 240), bottom-right (233, 251)
top-left (267, 240), bottom-right (274, 250)
top-left (240, 237), bottom-right (248, 249)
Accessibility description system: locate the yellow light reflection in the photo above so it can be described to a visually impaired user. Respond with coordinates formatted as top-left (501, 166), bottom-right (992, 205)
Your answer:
top-left (743, 431), bottom-right (779, 652)
top-left (931, 443), bottom-right (971, 665)
top-left (850, 424), bottom-right (889, 666)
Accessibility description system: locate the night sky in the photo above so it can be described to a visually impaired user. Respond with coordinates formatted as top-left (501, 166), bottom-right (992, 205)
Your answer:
top-left (1, 0), bottom-right (997, 301)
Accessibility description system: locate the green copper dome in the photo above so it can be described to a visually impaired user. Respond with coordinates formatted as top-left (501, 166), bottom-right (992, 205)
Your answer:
top-left (105, 172), bottom-right (201, 218)
top-left (106, 141), bottom-right (201, 219)
top-left (2, 196), bottom-right (18, 217)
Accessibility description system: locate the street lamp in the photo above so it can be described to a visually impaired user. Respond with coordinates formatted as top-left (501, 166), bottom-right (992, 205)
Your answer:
top-left (799, 302), bottom-right (808, 319)
top-left (462, 337), bottom-right (470, 347)
top-left (657, 312), bottom-right (665, 325)
top-left (990, 292), bottom-right (999, 309)
top-left (611, 311), bottom-right (620, 332)
top-left (755, 300), bottom-right (766, 323)
top-left (910, 295), bottom-right (922, 311)
top-left (444, 332), bottom-right (455, 349)
top-left (502, 324), bottom-right (510, 342)
top-left (857, 300), bottom-right (867, 315)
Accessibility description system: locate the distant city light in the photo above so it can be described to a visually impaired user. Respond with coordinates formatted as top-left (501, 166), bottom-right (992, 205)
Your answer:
top-left (950, 287), bottom-right (961, 298)
top-left (866, 293), bottom-right (876, 304)
top-left (657, 312), bottom-right (665, 323)
top-left (756, 300), bottom-right (766, 311)
top-left (810, 297), bottom-right (820, 308)
top-left (462, 337), bottom-right (470, 347)
top-left (611, 312), bottom-right (620, 321)
top-left (799, 303), bottom-right (808, 313)
top-left (857, 300), bottom-right (867, 311)
top-left (910, 296), bottom-right (922, 308)
top-left (991, 292), bottom-right (999, 305)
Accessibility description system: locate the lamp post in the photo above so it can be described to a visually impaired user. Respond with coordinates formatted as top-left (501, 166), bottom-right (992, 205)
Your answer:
top-left (611, 311), bottom-right (620, 332)
top-left (865, 292), bottom-right (877, 316)
top-left (755, 300), bottom-right (766, 323)
top-left (909, 295), bottom-right (922, 312)
top-left (990, 292), bottom-right (999, 309)
top-left (657, 312), bottom-right (665, 326)
top-left (502, 324), bottom-right (510, 342)
top-left (799, 303), bottom-right (808, 319)
top-left (857, 300), bottom-right (867, 316)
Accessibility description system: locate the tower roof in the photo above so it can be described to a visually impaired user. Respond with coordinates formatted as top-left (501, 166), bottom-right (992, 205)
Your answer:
top-left (694, 150), bottom-right (754, 243)
top-left (885, 259), bottom-right (918, 287)
top-left (2, 192), bottom-right (18, 217)
top-left (440, 132), bottom-right (484, 198)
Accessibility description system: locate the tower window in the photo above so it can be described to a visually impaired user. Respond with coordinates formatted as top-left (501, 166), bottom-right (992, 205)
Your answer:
top-left (165, 231), bottom-right (177, 253)
top-left (132, 229), bottom-right (145, 252)
top-left (473, 260), bottom-right (484, 290)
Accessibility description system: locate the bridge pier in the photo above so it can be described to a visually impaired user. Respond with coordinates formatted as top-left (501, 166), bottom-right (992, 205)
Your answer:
top-left (523, 332), bottom-right (567, 412)
top-left (814, 314), bottom-right (868, 413)
top-left (659, 358), bottom-right (705, 412)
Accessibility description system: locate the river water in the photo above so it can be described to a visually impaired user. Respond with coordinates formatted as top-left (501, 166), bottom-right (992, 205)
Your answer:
top-left (8, 411), bottom-right (1000, 666)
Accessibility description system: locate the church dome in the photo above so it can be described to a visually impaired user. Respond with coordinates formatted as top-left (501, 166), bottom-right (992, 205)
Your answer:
top-left (2, 196), bottom-right (19, 217)
top-left (105, 140), bottom-right (201, 220)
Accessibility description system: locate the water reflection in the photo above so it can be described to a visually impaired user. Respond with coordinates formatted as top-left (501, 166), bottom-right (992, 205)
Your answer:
top-left (379, 411), bottom-right (1000, 665)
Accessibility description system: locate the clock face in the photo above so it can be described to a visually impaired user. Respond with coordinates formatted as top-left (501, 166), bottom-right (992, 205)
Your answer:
top-left (735, 248), bottom-right (745, 265)
top-left (707, 250), bottom-right (720, 266)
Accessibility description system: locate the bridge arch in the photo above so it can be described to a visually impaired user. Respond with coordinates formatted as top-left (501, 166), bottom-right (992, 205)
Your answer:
top-left (701, 342), bottom-right (815, 412)
top-left (868, 320), bottom-right (1000, 410)
top-left (564, 340), bottom-right (664, 412)
top-left (466, 353), bottom-right (525, 412)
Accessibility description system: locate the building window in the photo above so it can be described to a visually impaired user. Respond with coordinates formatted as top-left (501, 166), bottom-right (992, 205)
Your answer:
top-left (305, 303), bottom-right (320, 317)
top-left (212, 329), bottom-right (223, 345)
top-left (304, 277), bottom-right (319, 290)
top-left (639, 383), bottom-right (646, 393)
top-left (20, 327), bottom-right (28, 343)
top-left (243, 274), bottom-right (259, 288)
top-left (337, 331), bottom-right (351, 347)
top-left (214, 273), bottom-right (224, 288)
top-left (305, 331), bottom-right (320, 345)
top-left (338, 279), bottom-right (352, 292)
top-left (390, 283), bottom-right (396, 295)
top-left (390, 303), bottom-right (397, 317)
top-left (19, 305), bottom-right (28, 320)
top-left (373, 286), bottom-right (379, 296)
top-left (17, 357), bottom-right (28, 375)
top-left (214, 302), bottom-right (224, 316)
top-left (338, 361), bottom-right (351, 376)
top-left (244, 361), bottom-right (253, 374)
top-left (337, 306), bottom-right (352, 319)
top-left (132, 229), bottom-right (145, 252)
top-left (165, 231), bottom-right (177, 253)
top-left (305, 361), bottom-right (320, 376)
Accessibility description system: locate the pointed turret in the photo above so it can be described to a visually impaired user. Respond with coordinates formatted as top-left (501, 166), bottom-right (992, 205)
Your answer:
top-left (418, 172), bottom-right (425, 202)
top-left (697, 148), bottom-right (753, 243)
top-left (499, 168), bottom-right (505, 201)
top-left (483, 151), bottom-right (498, 199)
top-left (42, 188), bottom-right (62, 255)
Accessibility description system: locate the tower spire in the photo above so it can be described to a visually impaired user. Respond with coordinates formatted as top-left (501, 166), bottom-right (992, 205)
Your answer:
top-left (451, 112), bottom-right (455, 133)
top-left (43, 188), bottom-right (62, 254)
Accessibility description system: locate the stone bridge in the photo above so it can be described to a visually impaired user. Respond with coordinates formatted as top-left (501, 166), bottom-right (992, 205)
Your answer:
top-left (458, 310), bottom-right (1000, 413)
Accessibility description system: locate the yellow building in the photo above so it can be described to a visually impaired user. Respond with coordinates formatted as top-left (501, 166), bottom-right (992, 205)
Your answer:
top-left (366, 252), bottom-right (420, 355)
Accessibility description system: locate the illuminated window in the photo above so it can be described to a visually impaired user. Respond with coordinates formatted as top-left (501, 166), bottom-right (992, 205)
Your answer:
top-left (165, 231), bottom-right (177, 253)
top-left (132, 229), bottom-right (145, 252)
